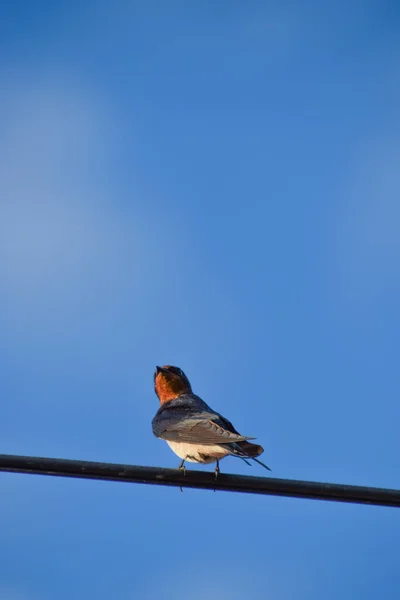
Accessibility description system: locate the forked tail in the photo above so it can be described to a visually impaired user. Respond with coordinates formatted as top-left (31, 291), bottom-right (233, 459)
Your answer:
top-left (232, 441), bottom-right (271, 471)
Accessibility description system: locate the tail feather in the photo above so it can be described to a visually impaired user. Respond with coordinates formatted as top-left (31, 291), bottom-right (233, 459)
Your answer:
top-left (237, 441), bottom-right (264, 458)
top-left (251, 456), bottom-right (272, 471)
top-left (231, 441), bottom-right (272, 471)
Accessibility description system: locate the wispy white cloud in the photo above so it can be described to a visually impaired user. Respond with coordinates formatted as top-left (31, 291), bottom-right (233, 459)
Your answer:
top-left (131, 562), bottom-right (311, 600)
top-left (336, 134), bottom-right (400, 299)
top-left (332, 55), bottom-right (400, 307)
top-left (0, 589), bottom-right (40, 600)
top-left (136, 572), bottom-right (252, 600)
top-left (0, 76), bottom-right (130, 289)
top-left (0, 73), bottom-right (164, 346)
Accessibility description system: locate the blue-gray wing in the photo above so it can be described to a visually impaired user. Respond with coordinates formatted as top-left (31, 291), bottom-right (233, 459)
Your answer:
top-left (152, 408), bottom-right (254, 445)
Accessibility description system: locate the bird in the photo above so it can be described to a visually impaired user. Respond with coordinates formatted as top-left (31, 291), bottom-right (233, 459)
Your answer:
top-left (152, 365), bottom-right (271, 477)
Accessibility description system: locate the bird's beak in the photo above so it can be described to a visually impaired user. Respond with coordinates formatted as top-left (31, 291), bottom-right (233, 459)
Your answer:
top-left (155, 365), bottom-right (167, 375)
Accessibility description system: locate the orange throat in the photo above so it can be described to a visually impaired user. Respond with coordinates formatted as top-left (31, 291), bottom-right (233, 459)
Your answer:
top-left (155, 376), bottom-right (191, 404)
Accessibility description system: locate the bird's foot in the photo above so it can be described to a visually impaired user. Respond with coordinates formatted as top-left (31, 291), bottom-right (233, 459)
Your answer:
top-left (178, 460), bottom-right (186, 492)
top-left (214, 460), bottom-right (220, 481)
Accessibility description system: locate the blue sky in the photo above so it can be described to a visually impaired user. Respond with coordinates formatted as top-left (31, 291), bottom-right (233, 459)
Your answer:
top-left (1, 1), bottom-right (400, 598)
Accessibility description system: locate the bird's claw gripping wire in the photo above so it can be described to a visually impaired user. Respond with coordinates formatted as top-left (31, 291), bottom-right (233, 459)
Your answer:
top-left (178, 459), bottom-right (186, 492)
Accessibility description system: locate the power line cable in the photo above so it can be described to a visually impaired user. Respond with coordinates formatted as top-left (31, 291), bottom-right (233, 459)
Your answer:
top-left (0, 453), bottom-right (398, 507)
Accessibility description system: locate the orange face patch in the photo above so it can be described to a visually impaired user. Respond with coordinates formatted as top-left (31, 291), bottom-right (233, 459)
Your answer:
top-left (154, 370), bottom-right (192, 404)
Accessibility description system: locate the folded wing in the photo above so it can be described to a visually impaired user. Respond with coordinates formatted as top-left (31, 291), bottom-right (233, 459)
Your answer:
top-left (152, 410), bottom-right (254, 445)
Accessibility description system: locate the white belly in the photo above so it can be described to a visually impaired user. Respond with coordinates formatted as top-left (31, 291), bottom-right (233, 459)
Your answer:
top-left (166, 441), bottom-right (230, 464)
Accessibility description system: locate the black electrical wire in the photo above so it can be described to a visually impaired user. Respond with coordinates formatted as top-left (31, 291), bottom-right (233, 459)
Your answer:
top-left (0, 453), bottom-right (398, 507)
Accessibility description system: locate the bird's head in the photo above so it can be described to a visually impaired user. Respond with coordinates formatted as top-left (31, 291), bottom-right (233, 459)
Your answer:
top-left (154, 365), bottom-right (192, 404)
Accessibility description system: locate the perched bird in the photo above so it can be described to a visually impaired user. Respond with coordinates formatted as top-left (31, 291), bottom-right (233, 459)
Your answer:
top-left (152, 365), bottom-right (271, 476)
